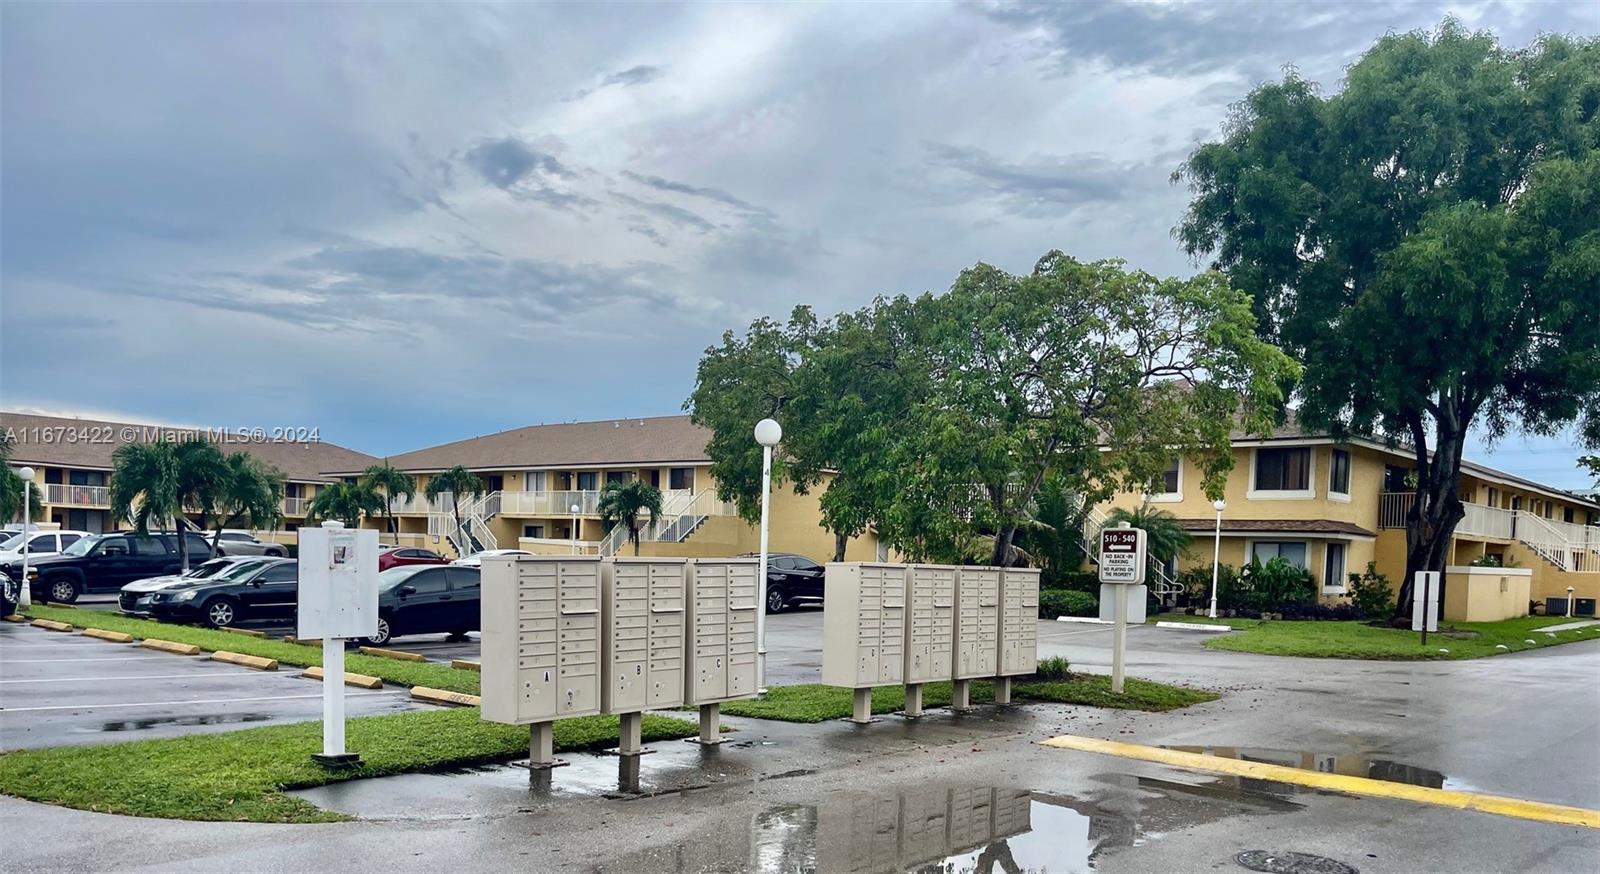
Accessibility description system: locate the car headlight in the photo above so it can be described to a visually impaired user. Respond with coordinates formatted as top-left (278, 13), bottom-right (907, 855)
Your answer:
top-left (174, 590), bottom-right (199, 602)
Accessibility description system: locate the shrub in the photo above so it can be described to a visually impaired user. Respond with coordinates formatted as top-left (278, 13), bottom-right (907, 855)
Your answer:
top-left (1175, 564), bottom-right (1240, 608)
top-left (1239, 557), bottom-right (1315, 611)
top-left (1039, 589), bottom-right (1097, 619)
top-left (1346, 562), bottom-right (1393, 618)
top-left (1032, 656), bottom-right (1071, 680)
top-left (1042, 570), bottom-right (1100, 593)
top-left (1279, 601), bottom-right (1364, 621)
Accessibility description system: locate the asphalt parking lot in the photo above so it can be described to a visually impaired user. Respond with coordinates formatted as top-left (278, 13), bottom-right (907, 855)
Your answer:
top-left (0, 621), bottom-right (422, 749)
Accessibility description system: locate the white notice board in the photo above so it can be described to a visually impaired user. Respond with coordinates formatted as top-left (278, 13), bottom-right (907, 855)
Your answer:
top-left (1098, 527), bottom-right (1147, 585)
top-left (297, 524), bottom-right (380, 639)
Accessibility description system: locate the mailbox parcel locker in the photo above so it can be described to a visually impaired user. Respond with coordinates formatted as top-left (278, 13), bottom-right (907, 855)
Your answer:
top-left (480, 556), bottom-right (602, 725)
top-left (997, 567), bottom-right (1040, 676)
top-left (601, 557), bottom-right (688, 713)
top-left (951, 566), bottom-right (1000, 680)
top-left (905, 564), bottom-right (955, 684)
top-left (821, 562), bottom-right (907, 688)
top-left (684, 558), bottom-right (760, 705)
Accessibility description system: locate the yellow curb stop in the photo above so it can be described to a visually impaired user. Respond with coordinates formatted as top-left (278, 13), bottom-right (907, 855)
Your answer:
top-left (411, 686), bottom-right (481, 707)
top-left (301, 666), bottom-right (384, 690)
top-left (31, 619), bottom-right (74, 632)
top-left (82, 628), bottom-right (136, 643)
top-left (359, 646), bottom-right (426, 662)
top-left (211, 651), bottom-right (279, 671)
top-left (3, 614), bottom-right (27, 623)
top-left (450, 659), bottom-right (481, 672)
top-left (141, 638), bottom-right (203, 656)
top-left (220, 626), bottom-right (268, 638)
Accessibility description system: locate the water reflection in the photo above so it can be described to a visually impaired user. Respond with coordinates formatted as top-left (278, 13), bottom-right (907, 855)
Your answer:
top-left (99, 713), bottom-right (271, 732)
top-left (1164, 746), bottom-right (1447, 789)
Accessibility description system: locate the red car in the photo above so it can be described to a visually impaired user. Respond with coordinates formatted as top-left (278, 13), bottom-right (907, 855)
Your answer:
top-left (377, 546), bottom-right (449, 571)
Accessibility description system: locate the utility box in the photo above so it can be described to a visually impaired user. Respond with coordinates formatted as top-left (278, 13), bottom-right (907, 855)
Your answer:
top-left (684, 558), bottom-right (760, 705)
top-left (601, 557), bottom-right (688, 713)
top-left (952, 566), bottom-right (1000, 680)
top-left (905, 565), bottom-right (955, 684)
top-left (821, 563), bottom-right (907, 688)
top-left (998, 567), bottom-right (1040, 676)
top-left (480, 555), bottom-right (602, 725)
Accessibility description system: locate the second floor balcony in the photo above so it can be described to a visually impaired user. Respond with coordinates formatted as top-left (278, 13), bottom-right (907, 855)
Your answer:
top-left (43, 483), bottom-right (111, 507)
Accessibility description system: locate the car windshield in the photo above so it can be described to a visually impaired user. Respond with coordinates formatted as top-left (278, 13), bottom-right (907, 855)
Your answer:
top-left (185, 560), bottom-right (230, 578)
top-left (0, 533), bottom-right (24, 551)
top-left (61, 535), bottom-right (104, 557)
top-left (217, 560), bottom-right (269, 581)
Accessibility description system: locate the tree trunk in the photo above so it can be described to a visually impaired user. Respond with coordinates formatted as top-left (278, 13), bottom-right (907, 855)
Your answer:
top-left (630, 523), bottom-right (640, 556)
top-left (1392, 409), bottom-right (1469, 622)
top-left (833, 532), bottom-right (848, 563)
top-left (990, 524), bottom-right (1018, 567)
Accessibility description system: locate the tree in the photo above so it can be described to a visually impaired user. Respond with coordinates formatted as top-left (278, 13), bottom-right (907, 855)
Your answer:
top-left (1175, 20), bottom-right (1600, 615)
top-left (598, 479), bottom-right (665, 555)
top-left (206, 453), bottom-right (284, 555)
top-left (1014, 472), bottom-right (1091, 587)
top-left (303, 481), bottom-right (383, 529)
top-left (1106, 503), bottom-right (1193, 565)
top-left (0, 435), bottom-right (43, 523)
top-left (109, 440), bottom-right (191, 569)
top-left (361, 462), bottom-right (416, 545)
top-left (424, 466), bottom-right (486, 555)
top-left (1581, 456), bottom-right (1600, 489)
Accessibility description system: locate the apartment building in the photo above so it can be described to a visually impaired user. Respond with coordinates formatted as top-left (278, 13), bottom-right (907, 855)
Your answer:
top-left (325, 415), bottom-right (886, 563)
top-left (0, 411), bottom-right (376, 534)
top-left (1099, 421), bottom-right (1600, 617)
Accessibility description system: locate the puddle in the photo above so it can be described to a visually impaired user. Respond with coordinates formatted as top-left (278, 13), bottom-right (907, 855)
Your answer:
top-left (595, 779), bottom-right (1300, 873)
top-left (96, 713), bottom-right (272, 732)
top-left (1163, 746), bottom-right (1461, 790)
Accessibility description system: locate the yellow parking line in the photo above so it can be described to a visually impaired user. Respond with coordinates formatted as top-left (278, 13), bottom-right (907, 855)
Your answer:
top-left (1039, 734), bottom-right (1600, 830)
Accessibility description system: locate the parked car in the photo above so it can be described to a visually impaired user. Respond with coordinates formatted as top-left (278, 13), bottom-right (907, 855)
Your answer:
top-left (147, 558), bottom-right (297, 628)
top-left (377, 547), bottom-right (448, 571)
top-left (0, 529), bottom-right (91, 563)
top-left (738, 552), bottom-right (826, 613)
top-left (364, 564), bottom-right (481, 646)
top-left (450, 548), bottom-right (533, 567)
top-left (118, 556), bottom-right (272, 615)
top-left (3, 531), bottom-right (215, 604)
top-left (203, 530), bottom-right (288, 558)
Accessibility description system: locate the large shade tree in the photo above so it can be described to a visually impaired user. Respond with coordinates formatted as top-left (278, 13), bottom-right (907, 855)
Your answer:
top-left (1175, 20), bottom-right (1600, 614)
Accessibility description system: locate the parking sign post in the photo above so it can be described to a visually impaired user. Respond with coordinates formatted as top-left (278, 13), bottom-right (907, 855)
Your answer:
top-left (1099, 522), bottom-right (1147, 694)
top-left (297, 521), bottom-right (379, 769)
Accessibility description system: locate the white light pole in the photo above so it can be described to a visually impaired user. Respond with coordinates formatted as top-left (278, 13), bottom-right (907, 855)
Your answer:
top-left (17, 467), bottom-right (34, 609)
top-left (753, 417), bottom-right (782, 694)
top-left (1567, 586), bottom-right (1576, 618)
top-left (570, 503), bottom-right (581, 555)
top-left (1208, 499), bottom-right (1225, 619)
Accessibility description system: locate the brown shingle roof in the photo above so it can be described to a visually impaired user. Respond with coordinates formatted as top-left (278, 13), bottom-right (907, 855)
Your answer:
top-left (338, 415), bottom-right (713, 474)
top-left (1174, 518), bottom-right (1377, 538)
top-left (0, 411), bottom-right (376, 483)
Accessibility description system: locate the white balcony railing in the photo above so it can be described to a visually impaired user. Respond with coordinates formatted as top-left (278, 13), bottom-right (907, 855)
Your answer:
top-left (1380, 491), bottom-right (1598, 572)
top-left (282, 496), bottom-right (309, 516)
top-left (1379, 492), bottom-right (1516, 540)
top-left (43, 483), bottom-right (111, 507)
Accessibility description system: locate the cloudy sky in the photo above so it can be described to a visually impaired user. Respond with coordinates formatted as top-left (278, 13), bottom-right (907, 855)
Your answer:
top-left (2, 1), bottom-right (1595, 486)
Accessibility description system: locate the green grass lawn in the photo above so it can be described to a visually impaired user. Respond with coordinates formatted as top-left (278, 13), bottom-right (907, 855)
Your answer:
top-left (0, 707), bottom-right (698, 822)
top-left (1200, 615), bottom-right (1597, 660)
top-left (715, 675), bottom-right (1217, 723)
top-left (22, 604), bottom-right (480, 694)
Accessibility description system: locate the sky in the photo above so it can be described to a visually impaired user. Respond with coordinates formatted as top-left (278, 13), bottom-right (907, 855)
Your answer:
top-left (2, 1), bottom-right (1596, 488)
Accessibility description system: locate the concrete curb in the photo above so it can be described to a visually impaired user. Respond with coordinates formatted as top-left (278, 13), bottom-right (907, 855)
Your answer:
top-left (2, 614), bottom-right (27, 623)
top-left (141, 638), bottom-right (203, 656)
top-left (1154, 621), bottom-right (1232, 633)
top-left (1054, 616), bottom-right (1112, 625)
top-left (284, 636), bottom-right (322, 646)
top-left (411, 686), bottom-right (481, 707)
top-left (82, 628), bottom-right (136, 643)
top-left (31, 618), bottom-right (74, 632)
top-left (211, 650), bottom-right (279, 671)
top-left (302, 666), bottom-right (383, 689)
top-left (221, 626), bottom-right (268, 638)
top-left (359, 646), bottom-right (426, 662)
top-left (450, 659), bottom-right (481, 672)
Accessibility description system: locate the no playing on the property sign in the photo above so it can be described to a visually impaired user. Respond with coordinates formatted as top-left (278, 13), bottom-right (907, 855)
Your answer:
top-left (1098, 526), bottom-right (1147, 585)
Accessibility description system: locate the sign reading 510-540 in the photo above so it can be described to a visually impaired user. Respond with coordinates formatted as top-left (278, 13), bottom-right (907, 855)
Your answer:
top-left (1098, 527), bottom-right (1147, 585)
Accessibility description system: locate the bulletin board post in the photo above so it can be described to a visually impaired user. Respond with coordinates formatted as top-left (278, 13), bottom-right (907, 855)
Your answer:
top-left (297, 520), bottom-right (380, 769)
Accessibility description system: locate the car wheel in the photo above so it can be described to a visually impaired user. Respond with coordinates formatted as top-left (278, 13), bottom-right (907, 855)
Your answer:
top-left (202, 597), bottom-right (239, 628)
top-left (766, 585), bottom-right (787, 614)
top-left (365, 616), bottom-right (393, 647)
top-left (47, 576), bottom-right (80, 605)
top-left (268, 547), bottom-right (286, 558)
top-left (445, 629), bottom-right (470, 641)
top-left (1, 574), bottom-right (17, 615)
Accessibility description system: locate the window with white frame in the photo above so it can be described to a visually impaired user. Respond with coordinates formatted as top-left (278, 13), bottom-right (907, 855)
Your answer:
top-left (1323, 542), bottom-right (1347, 591)
top-left (1250, 447), bottom-right (1314, 498)
top-left (1328, 449), bottom-right (1350, 498)
top-left (1251, 540), bottom-right (1308, 569)
top-left (526, 471), bottom-right (546, 492)
top-left (1150, 457), bottom-right (1182, 501)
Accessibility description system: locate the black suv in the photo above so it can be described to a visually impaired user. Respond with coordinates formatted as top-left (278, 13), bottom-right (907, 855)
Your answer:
top-left (147, 558), bottom-right (297, 628)
top-left (5, 531), bottom-right (214, 604)
top-left (739, 552), bottom-right (825, 613)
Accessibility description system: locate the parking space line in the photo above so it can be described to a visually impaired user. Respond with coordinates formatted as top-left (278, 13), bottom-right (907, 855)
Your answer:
top-left (1, 656), bottom-right (196, 664)
top-left (1, 673), bottom-right (295, 685)
top-left (1039, 733), bottom-right (1600, 829)
top-left (3, 691), bottom-right (404, 713)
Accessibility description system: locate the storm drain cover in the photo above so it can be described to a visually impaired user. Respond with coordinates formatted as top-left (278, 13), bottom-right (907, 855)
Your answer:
top-left (1236, 850), bottom-right (1359, 874)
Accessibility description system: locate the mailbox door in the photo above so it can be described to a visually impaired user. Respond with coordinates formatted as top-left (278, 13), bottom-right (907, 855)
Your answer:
top-left (929, 568), bottom-right (954, 680)
top-left (608, 562), bottom-right (650, 712)
top-left (556, 561), bottom-right (600, 717)
top-left (726, 562), bottom-right (759, 696)
top-left (877, 567), bottom-right (905, 685)
top-left (646, 563), bottom-right (686, 708)
top-left (692, 562), bottom-right (730, 702)
top-left (516, 562), bottom-right (560, 722)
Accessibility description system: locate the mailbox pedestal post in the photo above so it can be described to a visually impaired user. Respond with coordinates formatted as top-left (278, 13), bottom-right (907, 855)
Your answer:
top-left (693, 703), bottom-right (722, 745)
top-left (904, 683), bottom-right (924, 718)
top-left (528, 722), bottom-right (564, 770)
top-left (951, 678), bottom-right (972, 712)
top-left (994, 676), bottom-right (1013, 705)
top-left (617, 712), bottom-right (643, 756)
top-left (848, 688), bottom-right (873, 724)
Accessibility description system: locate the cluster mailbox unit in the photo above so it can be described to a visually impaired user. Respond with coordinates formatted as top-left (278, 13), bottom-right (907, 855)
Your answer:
top-left (824, 562), bottom-right (1039, 719)
top-left (601, 557), bottom-right (689, 754)
top-left (683, 557), bottom-right (761, 743)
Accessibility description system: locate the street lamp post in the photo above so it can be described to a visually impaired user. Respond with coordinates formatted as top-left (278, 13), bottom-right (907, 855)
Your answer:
top-left (18, 467), bottom-right (34, 608)
top-left (1208, 499), bottom-right (1226, 619)
top-left (570, 503), bottom-right (581, 555)
top-left (754, 418), bottom-right (782, 695)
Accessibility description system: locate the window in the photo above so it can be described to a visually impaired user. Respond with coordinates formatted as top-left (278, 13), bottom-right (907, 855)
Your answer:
top-left (259, 564), bottom-right (297, 584)
top-left (1487, 487), bottom-right (1499, 508)
top-left (1251, 541), bottom-right (1308, 569)
top-left (447, 567), bottom-right (480, 591)
top-left (483, 474), bottom-right (503, 491)
top-left (1161, 459), bottom-right (1181, 494)
top-left (1323, 543), bottom-right (1347, 590)
top-left (1328, 449), bottom-right (1350, 496)
top-left (418, 549), bottom-right (443, 561)
top-left (27, 534), bottom-right (55, 551)
top-left (221, 532), bottom-right (252, 542)
top-left (1544, 503), bottom-right (1553, 519)
top-left (1564, 508), bottom-right (1575, 524)
top-left (1254, 447), bottom-right (1312, 494)
top-left (1511, 495), bottom-right (1522, 512)
top-left (131, 536), bottom-right (168, 557)
top-left (577, 472), bottom-right (598, 491)
top-left (59, 533), bottom-right (81, 548)
top-left (526, 471), bottom-right (546, 492)
top-left (770, 556), bottom-right (795, 570)
top-left (407, 569), bottom-right (449, 594)
top-left (670, 467), bottom-right (694, 490)
top-left (605, 471), bottom-right (629, 485)
top-left (524, 524), bottom-right (545, 539)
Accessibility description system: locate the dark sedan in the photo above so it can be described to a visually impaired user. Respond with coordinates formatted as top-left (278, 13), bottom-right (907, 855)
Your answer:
top-left (365, 564), bottom-right (480, 646)
top-left (147, 558), bottom-right (297, 628)
top-left (740, 552), bottom-right (825, 613)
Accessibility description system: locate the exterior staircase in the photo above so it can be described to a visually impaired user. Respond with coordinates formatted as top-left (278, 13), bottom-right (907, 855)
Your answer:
top-left (1079, 502), bottom-right (1182, 599)
top-left (428, 491), bottom-right (499, 558)
top-left (598, 488), bottom-right (724, 557)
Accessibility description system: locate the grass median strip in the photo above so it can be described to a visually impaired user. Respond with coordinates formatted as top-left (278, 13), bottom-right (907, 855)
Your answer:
top-left (714, 675), bottom-right (1217, 723)
top-left (24, 605), bottom-right (480, 695)
top-left (1200, 615), bottom-right (1597, 660)
top-left (0, 707), bottom-right (699, 823)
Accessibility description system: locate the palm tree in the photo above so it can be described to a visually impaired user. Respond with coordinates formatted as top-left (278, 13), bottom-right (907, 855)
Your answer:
top-left (424, 466), bottom-right (486, 555)
top-left (207, 453), bottom-right (284, 555)
top-left (109, 440), bottom-right (193, 569)
top-left (599, 479), bottom-right (664, 555)
top-left (361, 462), bottom-right (416, 545)
top-left (0, 435), bottom-right (43, 523)
top-left (304, 481), bottom-right (384, 528)
top-left (1105, 502), bottom-right (1193, 564)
